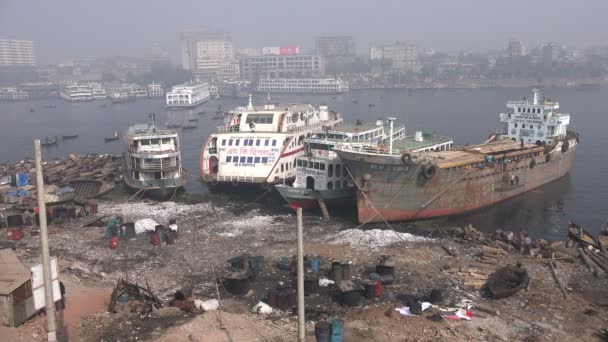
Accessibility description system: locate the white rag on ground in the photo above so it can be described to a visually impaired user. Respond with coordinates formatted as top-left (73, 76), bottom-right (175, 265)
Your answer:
top-left (194, 299), bottom-right (219, 312)
top-left (134, 218), bottom-right (159, 234)
top-left (318, 278), bottom-right (335, 287)
top-left (395, 302), bottom-right (433, 316)
top-left (252, 301), bottom-right (273, 315)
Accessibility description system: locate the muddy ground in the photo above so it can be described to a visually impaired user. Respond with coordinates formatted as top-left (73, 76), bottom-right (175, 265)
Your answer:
top-left (2, 195), bottom-right (608, 341)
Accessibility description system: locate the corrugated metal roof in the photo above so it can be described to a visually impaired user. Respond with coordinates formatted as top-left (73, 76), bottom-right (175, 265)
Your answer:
top-left (0, 249), bottom-right (30, 296)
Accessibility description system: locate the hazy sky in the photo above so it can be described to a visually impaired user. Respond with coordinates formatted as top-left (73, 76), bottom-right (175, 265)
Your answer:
top-left (1, 0), bottom-right (607, 64)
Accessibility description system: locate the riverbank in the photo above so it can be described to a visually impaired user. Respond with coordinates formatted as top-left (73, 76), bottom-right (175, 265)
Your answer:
top-left (1, 198), bottom-right (607, 341)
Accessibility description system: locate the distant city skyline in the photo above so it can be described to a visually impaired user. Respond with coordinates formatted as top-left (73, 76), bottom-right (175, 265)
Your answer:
top-left (1, 0), bottom-right (607, 64)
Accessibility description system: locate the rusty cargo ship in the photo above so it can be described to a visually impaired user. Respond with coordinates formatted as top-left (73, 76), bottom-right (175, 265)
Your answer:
top-left (334, 89), bottom-right (579, 223)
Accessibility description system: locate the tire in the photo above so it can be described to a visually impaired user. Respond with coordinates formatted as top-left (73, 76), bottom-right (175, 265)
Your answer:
top-left (545, 153), bottom-right (551, 162)
top-left (561, 141), bottom-right (570, 153)
top-left (422, 164), bottom-right (437, 179)
top-left (401, 153), bottom-right (415, 166)
top-left (529, 159), bottom-right (536, 169)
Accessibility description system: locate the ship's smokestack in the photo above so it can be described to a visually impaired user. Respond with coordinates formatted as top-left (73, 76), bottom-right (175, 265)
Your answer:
top-left (532, 88), bottom-right (542, 105)
top-left (415, 131), bottom-right (424, 142)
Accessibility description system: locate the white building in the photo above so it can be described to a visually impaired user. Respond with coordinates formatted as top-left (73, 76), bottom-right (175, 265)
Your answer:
top-left (166, 82), bottom-right (210, 107)
top-left (180, 29), bottom-right (234, 73)
top-left (370, 42), bottom-right (421, 73)
top-left (0, 39), bottom-right (36, 67)
top-left (257, 78), bottom-right (349, 93)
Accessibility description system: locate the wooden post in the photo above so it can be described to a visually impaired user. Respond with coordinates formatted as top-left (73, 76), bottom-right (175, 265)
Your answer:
top-left (296, 208), bottom-right (305, 342)
top-left (34, 139), bottom-right (57, 342)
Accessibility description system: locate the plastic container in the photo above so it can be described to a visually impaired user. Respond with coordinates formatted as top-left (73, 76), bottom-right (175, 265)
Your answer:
top-left (331, 262), bottom-right (342, 284)
top-left (341, 263), bottom-right (352, 280)
top-left (310, 257), bottom-right (319, 272)
top-left (330, 318), bottom-right (344, 342)
top-left (109, 237), bottom-right (119, 250)
top-left (315, 321), bottom-right (331, 342)
top-left (374, 280), bottom-right (383, 297)
top-left (6, 228), bottom-right (23, 241)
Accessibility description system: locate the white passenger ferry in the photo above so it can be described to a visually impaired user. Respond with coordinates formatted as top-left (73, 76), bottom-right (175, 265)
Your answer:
top-left (275, 118), bottom-right (406, 209)
top-left (200, 96), bottom-right (343, 190)
top-left (122, 113), bottom-right (187, 200)
top-left (60, 84), bottom-right (93, 102)
top-left (166, 82), bottom-right (210, 108)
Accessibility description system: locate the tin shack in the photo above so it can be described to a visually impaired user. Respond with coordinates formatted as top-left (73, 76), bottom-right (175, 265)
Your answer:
top-left (0, 249), bottom-right (35, 327)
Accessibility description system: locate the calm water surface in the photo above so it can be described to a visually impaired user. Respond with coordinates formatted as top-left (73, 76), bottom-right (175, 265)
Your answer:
top-left (1, 87), bottom-right (606, 239)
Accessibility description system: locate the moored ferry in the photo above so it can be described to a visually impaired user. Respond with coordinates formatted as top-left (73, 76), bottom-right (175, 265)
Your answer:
top-left (60, 84), bottom-right (93, 102)
top-left (166, 82), bottom-right (210, 108)
top-left (275, 119), bottom-right (453, 210)
top-left (335, 89), bottom-right (579, 223)
top-left (200, 96), bottom-right (343, 190)
top-left (122, 114), bottom-right (187, 200)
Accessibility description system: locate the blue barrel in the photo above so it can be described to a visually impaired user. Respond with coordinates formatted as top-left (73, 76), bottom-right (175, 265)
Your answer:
top-left (315, 321), bottom-right (331, 342)
top-left (330, 318), bottom-right (344, 342)
top-left (310, 258), bottom-right (319, 272)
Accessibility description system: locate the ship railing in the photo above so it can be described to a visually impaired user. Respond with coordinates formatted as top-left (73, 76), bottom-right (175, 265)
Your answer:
top-left (132, 159), bottom-right (178, 171)
top-left (217, 126), bottom-right (239, 133)
top-left (216, 175), bottom-right (257, 183)
top-left (336, 143), bottom-right (394, 155)
top-left (128, 147), bottom-right (179, 156)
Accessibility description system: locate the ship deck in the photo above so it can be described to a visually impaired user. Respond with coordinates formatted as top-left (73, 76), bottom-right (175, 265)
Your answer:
top-left (428, 140), bottom-right (543, 168)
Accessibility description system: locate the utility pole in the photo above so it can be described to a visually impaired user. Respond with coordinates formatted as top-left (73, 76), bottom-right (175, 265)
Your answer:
top-left (34, 139), bottom-right (57, 342)
top-left (296, 208), bottom-right (305, 341)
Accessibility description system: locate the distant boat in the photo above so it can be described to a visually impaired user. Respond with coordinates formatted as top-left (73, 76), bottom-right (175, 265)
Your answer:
top-left (99, 103), bottom-right (108, 108)
top-left (30, 108), bottom-right (35, 112)
top-left (188, 118), bottom-right (199, 122)
top-left (166, 122), bottom-right (182, 128)
top-left (215, 104), bottom-right (223, 116)
top-left (182, 123), bottom-right (197, 129)
top-left (62, 134), bottom-right (79, 140)
top-left (41, 136), bottom-right (58, 146)
top-left (104, 131), bottom-right (119, 142)
top-left (44, 105), bottom-right (57, 109)
top-left (368, 103), bottom-right (375, 107)
top-left (197, 110), bottom-right (206, 115)
top-left (351, 98), bottom-right (358, 104)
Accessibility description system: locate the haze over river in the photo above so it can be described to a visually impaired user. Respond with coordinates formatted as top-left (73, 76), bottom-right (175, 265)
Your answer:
top-left (1, 86), bottom-right (606, 240)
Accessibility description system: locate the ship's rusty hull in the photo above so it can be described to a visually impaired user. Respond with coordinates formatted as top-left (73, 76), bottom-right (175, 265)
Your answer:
top-left (336, 138), bottom-right (578, 224)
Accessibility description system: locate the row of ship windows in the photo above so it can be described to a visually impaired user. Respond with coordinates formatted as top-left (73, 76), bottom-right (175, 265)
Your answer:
top-left (518, 107), bottom-right (542, 114)
top-left (222, 138), bottom-right (277, 147)
top-left (226, 156), bottom-right (269, 164)
top-left (514, 123), bottom-right (542, 129)
top-left (296, 160), bottom-right (344, 177)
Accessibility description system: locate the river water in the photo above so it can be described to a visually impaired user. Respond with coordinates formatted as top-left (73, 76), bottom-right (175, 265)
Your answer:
top-left (1, 86), bottom-right (606, 239)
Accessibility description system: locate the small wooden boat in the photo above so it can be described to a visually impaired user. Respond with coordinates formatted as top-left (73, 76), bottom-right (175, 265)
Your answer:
top-left (41, 137), bottom-right (58, 146)
top-left (29, 108), bottom-right (35, 112)
top-left (62, 134), bottom-right (79, 140)
top-left (104, 131), bottom-right (119, 142)
top-left (488, 264), bottom-right (530, 299)
top-left (188, 118), bottom-right (199, 122)
top-left (568, 222), bottom-right (599, 248)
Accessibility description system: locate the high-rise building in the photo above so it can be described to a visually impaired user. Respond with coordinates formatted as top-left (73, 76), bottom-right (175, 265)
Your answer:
top-left (370, 42), bottom-right (420, 73)
top-left (240, 55), bottom-right (325, 82)
top-left (0, 39), bottom-right (36, 67)
top-left (315, 36), bottom-right (356, 58)
top-left (507, 39), bottom-right (525, 58)
top-left (180, 28), bottom-right (234, 72)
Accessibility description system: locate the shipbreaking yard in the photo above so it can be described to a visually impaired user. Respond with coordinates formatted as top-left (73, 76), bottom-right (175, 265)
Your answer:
top-left (1, 193), bottom-right (608, 342)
